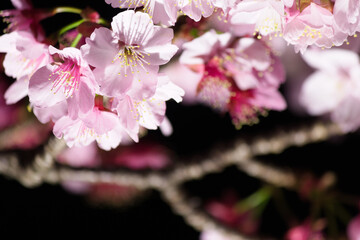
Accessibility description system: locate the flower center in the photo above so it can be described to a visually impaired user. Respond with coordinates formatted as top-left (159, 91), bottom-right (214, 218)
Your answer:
top-left (50, 60), bottom-right (81, 97)
top-left (113, 43), bottom-right (151, 77)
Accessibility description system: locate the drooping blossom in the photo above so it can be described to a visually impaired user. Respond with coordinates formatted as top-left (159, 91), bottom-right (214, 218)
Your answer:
top-left (299, 48), bottom-right (360, 132)
top-left (0, 31), bottom-right (51, 104)
top-left (229, 0), bottom-right (286, 38)
top-left (283, 2), bottom-right (347, 53)
top-left (333, 0), bottom-right (360, 36)
top-left (53, 105), bottom-right (128, 150)
top-left (28, 46), bottom-right (97, 120)
top-left (110, 74), bottom-right (184, 140)
top-left (348, 214), bottom-right (360, 240)
top-left (163, 0), bottom-right (216, 23)
top-left (180, 30), bottom-right (286, 127)
top-left (104, 0), bottom-right (174, 26)
top-left (81, 10), bottom-right (178, 99)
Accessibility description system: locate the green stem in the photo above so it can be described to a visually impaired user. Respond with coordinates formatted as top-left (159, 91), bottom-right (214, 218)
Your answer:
top-left (53, 6), bottom-right (82, 15)
top-left (58, 19), bottom-right (85, 36)
top-left (71, 33), bottom-right (83, 48)
top-left (325, 199), bottom-right (338, 238)
top-left (98, 18), bottom-right (110, 26)
top-left (236, 186), bottom-right (272, 211)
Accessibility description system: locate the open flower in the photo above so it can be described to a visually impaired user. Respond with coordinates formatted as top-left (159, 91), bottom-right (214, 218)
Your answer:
top-left (0, 31), bottom-right (51, 104)
top-left (333, 0), bottom-right (360, 36)
top-left (105, 0), bottom-right (174, 26)
top-left (283, 3), bottom-right (347, 53)
top-left (230, 0), bottom-right (286, 38)
top-left (111, 74), bottom-right (184, 139)
top-left (180, 30), bottom-right (286, 127)
top-left (299, 48), bottom-right (360, 132)
top-left (53, 106), bottom-right (126, 150)
top-left (81, 10), bottom-right (178, 99)
top-left (28, 46), bottom-right (97, 120)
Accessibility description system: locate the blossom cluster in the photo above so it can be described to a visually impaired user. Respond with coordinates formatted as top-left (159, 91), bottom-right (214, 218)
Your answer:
top-left (0, 0), bottom-right (359, 150)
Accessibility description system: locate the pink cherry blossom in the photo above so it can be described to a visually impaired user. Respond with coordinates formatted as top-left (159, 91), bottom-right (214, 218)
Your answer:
top-left (0, 31), bottom-right (51, 104)
top-left (28, 46), bottom-right (97, 120)
top-left (81, 10), bottom-right (178, 99)
top-left (0, 0), bottom-right (50, 40)
top-left (53, 106), bottom-right (127, 150)
top-left (286, 221), bottom-right (325, 240)
top-left (333, 0), bottom-right (360, 36)
top-left (105, 0), bottom-right (174, 26)
top-left (230, 0), bottom-right (286, 38)
top-left (348, 214), bottom-right (360, 240)
top-left (57, 143), bottom-right (101, 168)
top-left (299, 48), bottom-right (360, 132)
top-left (164, 0), bottom-right (216, 23)
top-left (283, 3), bottom-right (348, 53)
top-left (111, 74), bottom-right (184, 139)
top-left (106, 142), bottom-right (171, 170)
top-left (0, 81), bottom-right (19, 130)
top-left (180, 30), bottom-right (286, 127)
top-left (200, 230), bottom-right (228, 240)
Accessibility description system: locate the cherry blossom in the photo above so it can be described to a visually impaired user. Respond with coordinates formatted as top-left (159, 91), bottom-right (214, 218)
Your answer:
top-left (333, 0), bottom-right (360, 36)
top-left (0, 31), bottom-right (51, 104)
top-left (283, 3), bottom-right (347, 53)
top-left (110, 74), bottom-right (184, 140)
top-left (348, 214), bottom-right (360, 240)
top-left (230, 0), bottom-right (286, 38)
top-left (81, 10), bottom-right (178, 99)
top-left (53, 106), bottom-right (126, 150)
top-left (0, 0), bottom-right (51, 40)
top-left (180, 30), bottom-right (286, 127)
top-left (28, 46), bottom-right (97, 120)
top-left (299, 48), bottom-right (360, 132)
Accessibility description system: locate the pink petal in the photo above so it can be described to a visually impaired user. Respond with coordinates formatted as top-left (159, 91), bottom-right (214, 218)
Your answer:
top-left (81, 27), bottom-right (119, 68)
top-left (4, 76), bottom-right (28, 104)
top-left (28, 65), bottom-right (67, 107)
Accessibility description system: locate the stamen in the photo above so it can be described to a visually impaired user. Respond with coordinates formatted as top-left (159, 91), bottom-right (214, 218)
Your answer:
top-left (49, 60), bottom-right (81, 97)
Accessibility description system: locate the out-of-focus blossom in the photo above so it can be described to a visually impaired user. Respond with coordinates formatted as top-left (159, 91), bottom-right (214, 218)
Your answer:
top-left (57, 143), bottom-right (101, 168)
top-left (104, 142), bottom-right (171, 170)
top-left (299, 48), bottom-right (360, 132)
top-left (348, 214), bottom-right (360, 240)
top-left (206, 193), bottom-right (259, 235)
top-left (286, 220), bottom-right (325, 240)
top-left (200, 230), bottom-right (229, 240)
top-left (180, 30), bottom-right (286, 128)
top-left (333, 0), bottom-right (360, 36)
top-left (0, 0), bottom-right (52, 40)
top-left (0, 31), bottom-right (51, 104)
top-left (0, 118), bottom-right (52, 150)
